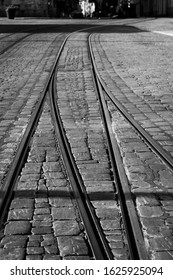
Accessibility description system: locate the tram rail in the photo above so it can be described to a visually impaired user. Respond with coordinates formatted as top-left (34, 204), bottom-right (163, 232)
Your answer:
top-left (1, 23), bottom-right (164, 260)
top-left (88, 35), bottom-right (148, 260)
top-left (0, 27), bottom-right (116, 260)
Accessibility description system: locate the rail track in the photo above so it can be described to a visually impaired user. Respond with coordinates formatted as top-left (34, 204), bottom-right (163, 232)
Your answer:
top-left (1, 23), bottom-right (172, 260)
top-left (0, 26), bottom-right (117, 260)
top-left (0, 25), bottom-right (67, 56)
top-left (89, 32), bottom-right (173, 259)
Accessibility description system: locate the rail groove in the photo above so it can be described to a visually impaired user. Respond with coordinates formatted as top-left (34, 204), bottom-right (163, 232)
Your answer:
top-left (0, 26), bottom-right (114, 260)
top-left (0, 33), bottom-right (69, 225)
top-left (49, 71), bottom-right (114, 260)
top-left (89, 34), bottom-right (149, 260)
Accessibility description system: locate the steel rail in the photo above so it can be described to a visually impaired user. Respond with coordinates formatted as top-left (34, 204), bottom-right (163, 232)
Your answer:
top-left (0, 33), bottom-right (69, 225)
top-left (0, 26), bottom-right (62, 56)
top-left (49, 63), bottom-right (114, 260)
top-left (0, 33), bottom-right (32, 56)
top-left (88, 41), bottom-right (173, 171)
top-left (0, 26), bottom-right (113, 260)
top-left (89, 35), bottom-right (149, 260)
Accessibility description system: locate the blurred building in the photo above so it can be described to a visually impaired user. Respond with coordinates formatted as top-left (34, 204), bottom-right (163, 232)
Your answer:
top-left (0, 0), bottom-right (79, 17)
top-left (140, 0), bottom-right (172, 16)
top-left (0, 0), bottom-right (173, 17)
top-left (117, 0), bottom-right (173, 17)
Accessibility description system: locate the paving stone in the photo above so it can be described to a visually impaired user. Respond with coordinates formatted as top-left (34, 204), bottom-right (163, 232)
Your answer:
top-left (0, 248), bottom-right (25, 260)
top-left (35, 202), bottom-right (49, 208)
top-left (43, 162), bottom-right (62, 172)
top-left (41, 239), bottom-right (55, 246)
top-left (106, 235), bottom-right (123, 242)
top-left (64, 256), bottom-right (91, 260)
top-left (8, 208), bottom-right (33, 220)
top-left (20, 174), bottom-right (40, 181)
top-left (27, 240), bottom-right (40, 247)
top-left (100, 220), bottom-right (121, 230)
top-left (44, 172), bottom-right (65, 179)
top-left (159, 170), bottom-right (173, 188)
top-left (166, 217), bottom-right (173, 226)
top-left (95, 208), bottom-right (120, 220)
top-left (16, 181), bottom-right (37, 191)
top-left (112, 248), bottom-right (129, 260)
top-left (46, 152), bottom-right (59, 162)
top-left (44, 245), bottom-right (58, 254)
top-left (34, 208), bottom-right (50, 215)
top-left (42, 233), bottom-right (55, 241)
top-left (32, 227), bottom-right (52, 235)
top-left (46, 178), bottom-right (67, 188)
top-left (4, 221), bottom-right (31, 235)
top-left (10, 198), bottom-right (34, 209)
top-left (1, 235), bottom-right (28, 249)
top-left (137, 206), bottom-right (164, 218)
top-left (153, 251), bottom-right (173, 260)
top-left (136, 195), bottom-right (160, 206)
top-left (146, 227), bottom-right (172, 237)
top-left (32, 220), bottom-right (52, 227)
top-left (109, 241), bottom-right (124, 249)
top-left (26, 255), bottom-right (42, 260)
top-left (57, 236), bottom-right (88, 257)
top-left (27, 247), bottom-right (44, 255)
top-left (43, 254), bottom-right (61, 260)
top-left (35, 198), bottom-right (48, 203)
top-left (33, 215), bottom-right (52, 222)
top-left (52, 207), bottom-right (76, 220)
top-left (22, 163), bottom-right (42, 174)
top-left (140, 217), bottom-right (165, 228)
top-left (53, 221), bottom-right (81, 236)
top-left (28, 235), bottom-right (43, 242)
top-left (49, 197), bottom-right (73, 207)
top-left (149, 237), bottom-right (173, 251)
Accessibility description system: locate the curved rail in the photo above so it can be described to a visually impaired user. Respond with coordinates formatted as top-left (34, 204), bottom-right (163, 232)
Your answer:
top-left (88, 39), bottom-right (173, 171)
top-left (88, 34), bottom-right (149, 260)
top-left (49, 71), bottom-right (114, 260)
top-left (0, 26), bottom-right (114, 260)
top-left (0, 26), bottom-right (62, 56)
top-left (0, 33), bottom-right (69, 225)
top-left (0, 34), bottom-right (31, 56)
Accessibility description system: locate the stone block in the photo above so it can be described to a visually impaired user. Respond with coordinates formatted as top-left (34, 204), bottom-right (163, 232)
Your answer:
top-left (57, 236), bottom-right (88, 257)
top-left (4, 221), bottom-right (31, 235)
top-left (53, 221), bottom-right (81, 236)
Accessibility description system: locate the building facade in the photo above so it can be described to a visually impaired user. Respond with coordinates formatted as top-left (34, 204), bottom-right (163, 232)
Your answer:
top-left (0, 0), bottom-right (173, 17)
top-left (118, 0), bottom-right (173, 17)
top-left (140, 0), bottom-right (169, 16)
top-left (0, 0), bottom-right (79, 17)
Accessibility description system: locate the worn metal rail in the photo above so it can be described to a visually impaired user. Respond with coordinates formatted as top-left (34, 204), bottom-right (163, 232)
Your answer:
top-left (0, 27), bottom-right (114, 260)
top-left (88, 35), bottom-right (149, 260)
top-left (49, 69), bottom-right (114, 260)
top-left (0, 32), bottom-right (69, 225)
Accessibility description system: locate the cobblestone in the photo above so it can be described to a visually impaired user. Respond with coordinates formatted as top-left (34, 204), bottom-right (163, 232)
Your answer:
top-left (57, 236), bottom-right (89, 257)
top-left (91, 20), bottom-right (173, 259)
top-left (4, 221), bottom-right (31, 235)
top-left (53, 221), bottom-right (81, 236)
top-left (1, 235), bottom-right (28, 249)
top-left (0, 248), bottom-right (25, 260)
top-left (1, 18), bottom-right (173, 260)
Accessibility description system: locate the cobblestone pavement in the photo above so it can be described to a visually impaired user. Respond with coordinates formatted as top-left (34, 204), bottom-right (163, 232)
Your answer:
top-left (0, 29), bottom-right (67, 186)
top-left (91, 18), bottom-right (173, 259)
top-left (0, 25), bottom-right (128, 260)
top-left (56, 33), bottom-right (129, 260)
top-left (0, 101), bottom-right (91, 260)
top-left (0, 18), bottom-right (173, 260)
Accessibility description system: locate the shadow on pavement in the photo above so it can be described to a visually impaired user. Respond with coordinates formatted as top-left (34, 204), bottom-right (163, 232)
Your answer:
top-left (0, 22), bottom-right (148, 34)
